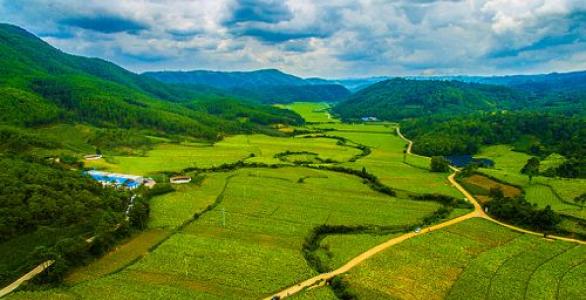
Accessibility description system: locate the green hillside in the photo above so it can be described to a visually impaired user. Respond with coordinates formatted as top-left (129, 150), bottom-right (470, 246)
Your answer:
top-left (0, 24), bottom-right (302, 139)
top-left (333, 78), bottom-right (525, 120)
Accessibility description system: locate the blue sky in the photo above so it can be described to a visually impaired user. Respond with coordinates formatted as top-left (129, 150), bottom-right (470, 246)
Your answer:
top-left (1, 0), bottom-right (585, 78)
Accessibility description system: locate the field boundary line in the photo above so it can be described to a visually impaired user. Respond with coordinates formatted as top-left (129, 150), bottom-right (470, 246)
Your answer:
top-left (555, 259), bottom-right (586, 299)
top-left (523, 244), bottom-right (578, 300)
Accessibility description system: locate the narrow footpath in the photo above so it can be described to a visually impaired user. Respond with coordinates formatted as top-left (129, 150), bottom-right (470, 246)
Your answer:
top-left (265, 127), bottom-right (584, 300)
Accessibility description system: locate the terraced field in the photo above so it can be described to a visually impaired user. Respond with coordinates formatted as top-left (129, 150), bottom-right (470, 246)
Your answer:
top-left (339, 218), bottom-right (585, 299)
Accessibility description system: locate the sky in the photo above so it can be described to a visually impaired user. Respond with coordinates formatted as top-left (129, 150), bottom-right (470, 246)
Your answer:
top-left (1, 0), bottom-right (585, 78)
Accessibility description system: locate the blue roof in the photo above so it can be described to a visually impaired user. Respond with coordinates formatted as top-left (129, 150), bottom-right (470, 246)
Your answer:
top-left (85, 171), bottom-right (141, 188)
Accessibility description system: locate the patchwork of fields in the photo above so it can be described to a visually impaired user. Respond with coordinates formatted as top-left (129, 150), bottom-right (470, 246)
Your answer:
top-left (6, 102), bottom-right (585, 299)
top-left (339, 218), bottom-right (586, 299)
top-left (476, 145), bottom-right (586, 219)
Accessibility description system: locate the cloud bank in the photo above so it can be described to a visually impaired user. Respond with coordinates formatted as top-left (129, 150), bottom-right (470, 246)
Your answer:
top-left (1, 0), bottom-right (585, 77)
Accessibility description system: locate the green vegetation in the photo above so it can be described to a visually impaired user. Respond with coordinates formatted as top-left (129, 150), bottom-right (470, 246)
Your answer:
top-left (277, 102), bottom-right (338, 123)
top-left (521, 157), bottom-right (540, 182)
top-left (0, 156), bottom-right (138, 285)
top-left (144, 69), bottom-right (351, 104)
top-left (476, 145), bottom-right (586, 220)
top-left (431, 156), bottom-right (450, 172)
top-left (3, 93), bottom-right (584, 300)
top-left (343, 218), bottom-right (584, 299)
top-left (0, 24), bottom-right (302, 142)
top-left (333, 78), bottom-right (525, 120)
top-left (11, 166), bottom-right (442, 298)
top-left (401, 111), bottom-right (585, 165)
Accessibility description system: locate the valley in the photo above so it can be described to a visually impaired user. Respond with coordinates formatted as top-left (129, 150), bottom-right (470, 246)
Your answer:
top-left (0, 10), bottom-right (585, 300)
top-left (4, 103), bottom-right (584, 299)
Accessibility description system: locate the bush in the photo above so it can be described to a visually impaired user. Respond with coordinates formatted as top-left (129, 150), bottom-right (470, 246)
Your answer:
top-left (430, 156), bottom-right (450, 172)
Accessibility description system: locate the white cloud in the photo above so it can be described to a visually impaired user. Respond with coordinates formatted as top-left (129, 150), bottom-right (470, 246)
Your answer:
top-left (0, 0), bottom-right (584, 77)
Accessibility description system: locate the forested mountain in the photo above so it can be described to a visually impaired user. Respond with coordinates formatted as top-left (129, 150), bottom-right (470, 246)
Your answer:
top-left (409, 71), bottom-right (586, 112)
top-left (333, 78), bottom-right (526, 120)
top-left (144, 69), bottom-right (351, 103)
top-left (402, 112), bottom-right (585, 158)
top-left (0, 24), bottom-right (302, 139)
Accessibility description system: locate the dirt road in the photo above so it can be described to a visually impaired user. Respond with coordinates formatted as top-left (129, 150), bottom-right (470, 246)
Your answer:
top-left (265, 128), bottom-right (584, 299)
top-left (0, 260), bottom-right (54, 298)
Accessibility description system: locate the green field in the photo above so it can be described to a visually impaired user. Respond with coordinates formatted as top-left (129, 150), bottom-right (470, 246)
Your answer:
top-left (476, 145), bottom-right (586, 219)
top-left (11, 166), bottom-right (443, 299)
top-left (343, 218), bottom-right (585, 299)
top-left (335, 130), bottom-right (460, 197)
top-left (276, 102), bottom-right (338, 123)
top-left (85, 134), bottom-right (362, 176)
top-left (8, 104), bottom-right (584, 300)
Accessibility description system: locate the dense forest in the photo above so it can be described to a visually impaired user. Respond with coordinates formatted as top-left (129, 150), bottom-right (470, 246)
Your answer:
top-left (0, 154), bottom-right (151, 285)
top-left (0, 24), bottom-right (303, 140)
top-left (144, 69), bottom-right (351, 104)
top-left (401, 112), bottom-right (585, 157)
top-left (333, 78), bottom-right (526, 120)
top-left (401, 112), bottom-right (586, 177)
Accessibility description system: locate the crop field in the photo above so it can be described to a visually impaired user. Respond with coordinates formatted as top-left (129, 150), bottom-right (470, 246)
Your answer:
top-left (11, 111), bottom-right (582, 300)
top-left (476, 145), bottom-right (585, 219)
top-left (314, 233), bottom-right (401, 271)
top-left (147, 173), bottom-right (232, 229)
top-left (310, 122), bottom-right (397, 133)
top-left (460, 174), bottom-right (522, 203)
top-left (85, 134), bottom-right (360, 175)
top-left (333, 130), bottom-right (460, 197)
top-left (276, 102), bottom-right (337, 123)
top-left (343, 218), bottom-right (585, 300)
top-left (290, 286), bottom-right (336, 300)
top-left (64, 229), bottom-right (170, 285)
top-left (12, 166), bottom-right (443, 299)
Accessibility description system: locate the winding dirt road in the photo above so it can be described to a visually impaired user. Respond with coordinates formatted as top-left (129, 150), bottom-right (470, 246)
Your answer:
top-left (265, 127), bottom-right (584, 300)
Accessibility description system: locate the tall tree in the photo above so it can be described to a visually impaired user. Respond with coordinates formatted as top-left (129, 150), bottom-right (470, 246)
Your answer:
top-left (521, 157), bottom-right (540, 183)
top-left (430, 156), bottom-right (450, 172)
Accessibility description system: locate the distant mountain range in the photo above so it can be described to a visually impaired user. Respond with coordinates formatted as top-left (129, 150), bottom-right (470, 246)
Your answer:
top-left (144, 69), bottom-right (351, 103)
top-left (0, 23), bottom-right (302, 139)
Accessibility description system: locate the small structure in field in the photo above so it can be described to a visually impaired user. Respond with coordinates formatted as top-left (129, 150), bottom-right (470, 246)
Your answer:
top-left (170, 175), bottom-right (192, 184)
top-left (143, 178), bottom-right (157, 188)
top-left (84, 154), bottom-right (103, 160)
top-left (361, 116), bottom-right (378, 122)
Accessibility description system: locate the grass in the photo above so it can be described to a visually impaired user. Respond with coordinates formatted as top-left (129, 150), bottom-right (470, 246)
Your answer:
top-left (276, 102), bottom-right (338, 123)
top-left (343, 218), bottom-right (584, 300)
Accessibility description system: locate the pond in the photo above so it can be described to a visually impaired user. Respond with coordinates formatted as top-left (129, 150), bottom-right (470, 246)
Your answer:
top-left (446, 155), bottom-right (494, 168)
